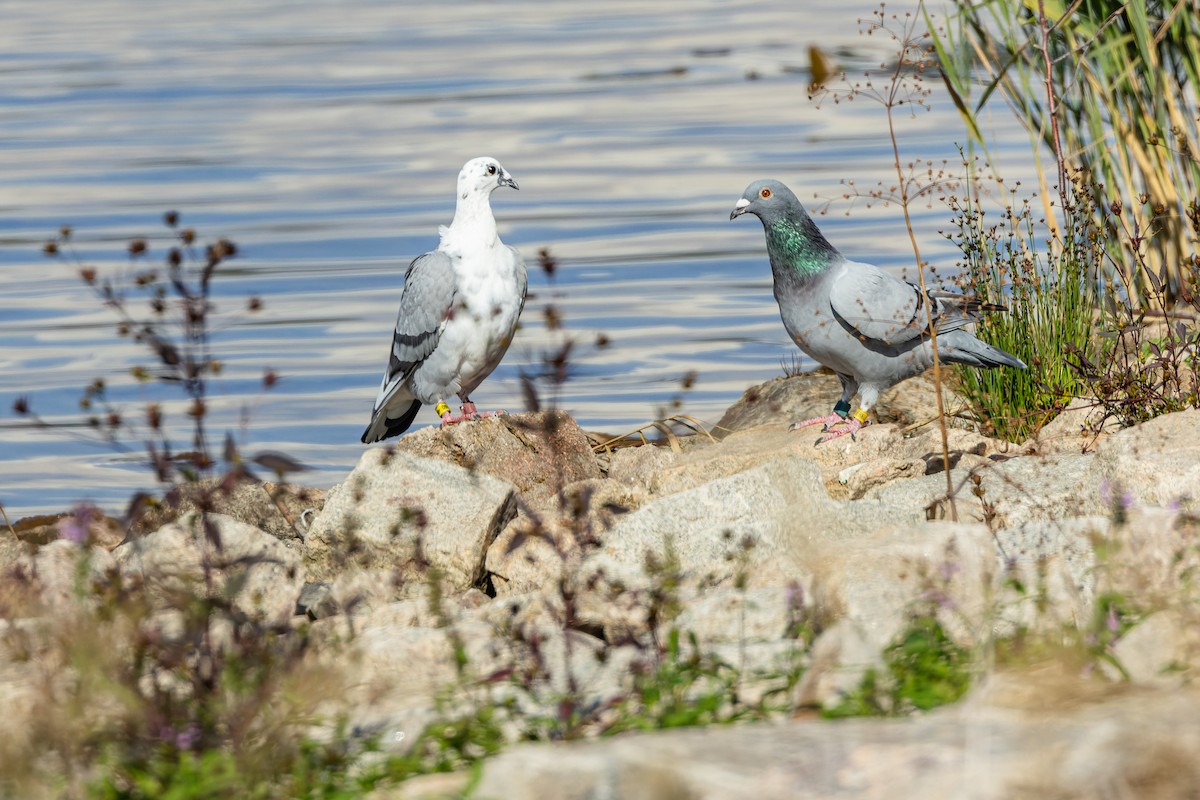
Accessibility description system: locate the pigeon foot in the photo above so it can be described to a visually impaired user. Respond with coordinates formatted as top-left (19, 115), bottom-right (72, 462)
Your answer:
top-left (439, 403), bottom-right (507, 427)
top-left (789, 412), bottom-right (848, 431)
top-left (814, 417), bottom-right (868, 444)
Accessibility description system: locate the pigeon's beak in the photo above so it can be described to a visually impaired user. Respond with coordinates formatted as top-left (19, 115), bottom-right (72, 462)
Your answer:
top-left (500, 174), bottom-right (519, 190)
top-left (729, 197), bottom-right (751, 220)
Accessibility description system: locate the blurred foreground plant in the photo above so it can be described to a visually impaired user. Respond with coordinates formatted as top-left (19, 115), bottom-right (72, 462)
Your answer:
top-left (17, 214), bottom-right (307, 532)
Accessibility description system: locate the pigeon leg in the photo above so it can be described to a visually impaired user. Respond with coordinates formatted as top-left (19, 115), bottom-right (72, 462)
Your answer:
top-left (789, 398), bottom-right (853, 432)
top-left (790, 412), bottom-right (849, 431)
top-left (436, 401), bottom-right (474, 427)
top-left (814, 407), bottom-right (872, 444)
top-left (458, 399), bottom-right (507, 422)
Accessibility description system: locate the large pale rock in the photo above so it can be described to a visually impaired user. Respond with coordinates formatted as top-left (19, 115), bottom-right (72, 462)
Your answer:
top-left (132, 479), bottom-right (324, 542)
top-left (1092, 408), bottom-right (1200, 509)
top-left (791, 522), bottom-right (996, 709)
top-left (11, 508), bottom-right (125, 551)
top-left (1109, 610), bottom-right (1196, 687)
top-left (485, 479), bottom-right (645, 597)
top-left (0, 540), bottom-right (116, 618)
top-left (714, 370), bottom-right (962, 437)
top-left (568, 456), bottom-right (918, 639)
top-left (992, 517), bottom-right (1101, 633)
top-left (471, 684), bottom-right (1200, 800)
top-left (394, 411), bottom-right (601, 515)
top-left (115, 512), bottom-right (303, 626)
top-left (595, 456), bottom-right (911, 581)
top-left (671, 586), bottom-right (800, 651)
top-left (638, 417), bottom-right (1015, 504)
top-left (1027, 397), bottom-right (1116, 454)
top-left (605, 444), bottom-right (679, 491)
top-left (869, 450), bottom-right (1099, 529)
top-left (804, 522), bottom-right (997, 648)
top-left (305, 449), bottom-right (517, 593)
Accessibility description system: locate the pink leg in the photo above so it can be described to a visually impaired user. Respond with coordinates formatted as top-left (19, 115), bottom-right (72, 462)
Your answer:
top-left (462, 401), bottom-right (506, 420)
top-left (814, 416), bottom-right (868, 444)
top-left (789, 412), bottom-right (849, 431)
top-left (438, 401), bottom-right (506, 427)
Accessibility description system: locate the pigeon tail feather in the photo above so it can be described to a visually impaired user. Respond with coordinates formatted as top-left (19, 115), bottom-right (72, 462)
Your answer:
top-left (361, 399), bottom-right (422, 444)
top-left (937, 331), bottom-right (1027, 370)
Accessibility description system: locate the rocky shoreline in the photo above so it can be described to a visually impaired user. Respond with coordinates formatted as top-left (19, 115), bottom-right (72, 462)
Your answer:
top-left (5, 370), bottom-right (1200, 798)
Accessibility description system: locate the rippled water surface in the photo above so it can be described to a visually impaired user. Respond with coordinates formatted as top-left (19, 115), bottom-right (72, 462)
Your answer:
top-left (0, 0), bottom-right (1031, 517)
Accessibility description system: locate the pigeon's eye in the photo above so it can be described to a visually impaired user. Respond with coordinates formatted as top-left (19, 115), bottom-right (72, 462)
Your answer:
top-left (760, 188), bottom-right (772, 199)
top-left (486, 164), bottom-right (498, 176)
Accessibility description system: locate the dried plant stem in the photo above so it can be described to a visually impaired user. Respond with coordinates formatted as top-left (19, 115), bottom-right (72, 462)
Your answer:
top-left (887, 6), bottom-right (957, 520)
top-left (0, 502), bottom-right (14, 538)
top-left (1038, 0), bottom-right (1069, 216)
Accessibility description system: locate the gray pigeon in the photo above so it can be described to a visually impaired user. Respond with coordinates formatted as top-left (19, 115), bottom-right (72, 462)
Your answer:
top-left (362, 157), bottom-right (527, 443)
top-left (730, 179), bottom-right (1025, 442)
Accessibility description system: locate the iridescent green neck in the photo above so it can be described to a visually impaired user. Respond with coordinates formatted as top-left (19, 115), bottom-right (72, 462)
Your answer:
top-left (765, 217), bottom-right (838, 279)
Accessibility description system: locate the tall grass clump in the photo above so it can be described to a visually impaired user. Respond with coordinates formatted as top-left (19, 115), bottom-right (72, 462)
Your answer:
top-left (931, 0), bottom-right (1200, 309)
top-left (945, 176), bottom-right (1100, 441)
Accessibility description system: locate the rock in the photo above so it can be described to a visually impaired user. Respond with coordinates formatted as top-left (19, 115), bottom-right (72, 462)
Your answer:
top-left (0, 540), bottom-right (117, 618)
top-left (485, 479), bottom-right (645, 597)
top-left (11, 507), bottom-right (125, 551)
top-left (567, 456), bottom-right (917, 639)
top-left (805, 522), bottom-right (997, 648)
top-left (1108, 610), bottom-right (1194, 687)
top-left (296, 582), bottom-right (336, 620)
top-left (470, 684), bottom-right (1200, 800)
top-left (636, 416), bottom-right (1016, 504)
top-left (794, 618), bottom-right (883, 708)
top-left (114, 512), bottom-right (303, 626)
top-left (605, 444), bottom-right (679, 490)
top-left (1028, 397), bottom-right (1116, 454)
top-left (714, 371), bottom-right (962, 437)
top-left (304, 448), bottom-right (517, 594)
top-left (394, 411), bottom-right (601, 515)
top-left (1092, 408), bottom-right (1200, 509)
top-left (868, 450), bottom-right (1100, 529)
top-left (672, 586), bottom-right (797, 645)
top-left (992, 517), bottom-right (1102, 634)
top-left (132, 479), bottom-right (324, 542)
top-left (0, 528), bottom-right (30, 576)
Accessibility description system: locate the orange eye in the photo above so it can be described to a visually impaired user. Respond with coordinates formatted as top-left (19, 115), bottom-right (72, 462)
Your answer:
top-left (760, 188), bottom-right (772, 199)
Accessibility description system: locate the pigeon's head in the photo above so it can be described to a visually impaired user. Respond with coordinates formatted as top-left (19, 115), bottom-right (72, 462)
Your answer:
top-left (729, 179), bottom-right (804, 224)
top-left (458, 157), bottom-right (519, 199)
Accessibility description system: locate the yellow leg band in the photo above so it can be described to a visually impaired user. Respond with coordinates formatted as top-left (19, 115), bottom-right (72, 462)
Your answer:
top-left (852, 408), bottom-right (870, 424)
top-left (435, 401), bottom-right (451, 417)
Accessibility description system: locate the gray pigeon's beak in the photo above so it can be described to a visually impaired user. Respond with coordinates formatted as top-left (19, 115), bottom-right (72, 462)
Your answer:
top-left (500, 174), bottom-right (519, 190)
top-left (730, 197), bottom-right (751, 220)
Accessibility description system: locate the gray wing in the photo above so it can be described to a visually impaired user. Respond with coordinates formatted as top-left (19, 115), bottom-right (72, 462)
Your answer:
top-left (827, 259), bottom-right (940, 346)
top-left (509, 244), bottom-right (529, 317)
top-left (370, 250), bottom-right (458, 411)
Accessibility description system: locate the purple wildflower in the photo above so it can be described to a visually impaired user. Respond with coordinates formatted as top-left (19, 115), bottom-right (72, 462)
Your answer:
top-left (56, 503), bottom-right (97, 544)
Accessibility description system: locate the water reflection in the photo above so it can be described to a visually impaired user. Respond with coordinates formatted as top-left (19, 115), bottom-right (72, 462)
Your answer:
top-left (0, 1), bottom-right (1030, 517)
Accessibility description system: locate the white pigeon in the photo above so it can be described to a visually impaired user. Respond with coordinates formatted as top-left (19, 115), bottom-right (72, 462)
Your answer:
top-left (361, 157), bottom-right (527, 443)
top-left (731, 178), bottom-right (1026, 443)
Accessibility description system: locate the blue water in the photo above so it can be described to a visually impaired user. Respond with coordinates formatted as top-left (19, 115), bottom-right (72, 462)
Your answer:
top-left (0, 0), bottom-right (1034, 518)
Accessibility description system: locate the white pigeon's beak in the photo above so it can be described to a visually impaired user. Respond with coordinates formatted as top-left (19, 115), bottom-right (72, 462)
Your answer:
top-left (499, 174), bottom-right (519, 190)
top-left (729, 197), bottom-right (751, 220)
